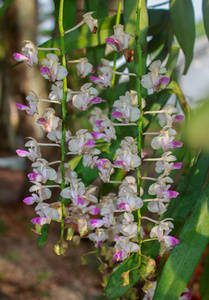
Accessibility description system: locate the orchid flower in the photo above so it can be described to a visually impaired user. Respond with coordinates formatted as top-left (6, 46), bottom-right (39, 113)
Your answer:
top-left (41, 53), bottom-right (68, 82)
top-left (72, 83), bottom-right (101, 111)
top-left (141, 60), bottom-right (169, 91)
top-left (106, 24), bottom-right (130, 51)
top-left (13, 40), bottom-right (38, 66)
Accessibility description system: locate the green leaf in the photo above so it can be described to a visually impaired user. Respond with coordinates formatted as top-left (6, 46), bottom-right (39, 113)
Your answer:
top-left (166, 81), bottom-right (190, 118)
top-left (202, 0), bottom-right (209, 40)
top-left (162, 153), bottom-right (209, 235)
top-left (84, 0), bottom-right (108, 19)
top-left (142, 152), bottom-right (209, 258)
top-left (199, 251), bottom-right (209, 299)
top-left (54, 0), bottom-right (76, 31)
top-left (106, 253), bottom-right (141, 300)
top-left (153, 182), bottom-right (209, 300)
top-left (37, 224), bottom-right (50, 249)
top-left (139, 0), bottom-right (149, 52)
top-left (169, 0), bottom-right (195, 74)
top-left (166, 45), bottom-right (180, 77)
top-left (38, 15), bottom-right (118, 55)
top-left (0, 0), bottom-right (14, 18)
top-left (147, 9), bottom-right (170, 36)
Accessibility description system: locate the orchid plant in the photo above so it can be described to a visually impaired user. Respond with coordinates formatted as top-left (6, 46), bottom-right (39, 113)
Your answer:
top-left (12, 0), bottom-right (209, 299)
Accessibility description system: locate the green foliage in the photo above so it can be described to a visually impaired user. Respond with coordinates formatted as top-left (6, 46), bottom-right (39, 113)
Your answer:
top-left (202, 0), bottom-right (209, 40)
top-left (39, 15), bottom-right (118, 55)
top-left (0, 0), bottom-right (14, 18)
top-left (106, 253), bottom-right (141, 300)
top-left (54, 0), bottom-right (76, 30)
top-left (153, 182), bottom-right (209, 300)
top-left (169, 0), bottom-right (195, 74)
top-left (200, 252), bottom-right (209, 300)
top-left (37, 224), bottom-right (50, 248)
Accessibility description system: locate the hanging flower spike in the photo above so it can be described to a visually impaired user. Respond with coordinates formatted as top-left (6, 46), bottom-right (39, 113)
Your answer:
top-left (141, 60), bottom-right (170, 91)
top-left (13, 40), bottom-right (38, 67)
top-left (106, 24), bottom-right (130, 51)
top-left (83, 12), bottom-right (98, 34)
top-left (40, 53), bottom-right (68, 82)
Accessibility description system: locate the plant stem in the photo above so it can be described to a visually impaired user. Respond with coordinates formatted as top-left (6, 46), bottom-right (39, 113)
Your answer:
top-left (58, 0), bottom-right (67, 242)
top-left (109, 0), bottom-right (122, 118)
top-left (136, 0), bottom-right (143, 262)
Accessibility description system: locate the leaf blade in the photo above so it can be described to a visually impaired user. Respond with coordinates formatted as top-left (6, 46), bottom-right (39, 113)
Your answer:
top-left (169, 0), bottom-right (195, 73)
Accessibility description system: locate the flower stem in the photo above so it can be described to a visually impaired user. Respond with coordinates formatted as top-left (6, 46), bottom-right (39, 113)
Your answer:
top-left (58, 0), bottom-right (67, 242)
top-left (136, 0), bottom-right (143, 263)
top-left (109, 0), bottom-right (122, 118)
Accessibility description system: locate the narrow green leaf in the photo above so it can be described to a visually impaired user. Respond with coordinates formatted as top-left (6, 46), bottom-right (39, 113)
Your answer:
top-left (202, 0), bottom-right (209, 40)
top-left (38, 15), bottom-right (118, 55)
top-left (139, 0), bottom-right (149, 52)
top-left (106, 253), bottom-right (141, 300)
top-left (199, 251), bottom-right (209, 299)
top-left (153, 182), bottom-right (209, 300)
top-left (169, 0), bottom-right (195, 74)
top-left (54, 0), bottom-right (76, 31)
top-left (37, 224), bottom-right (50, 248)
top-left (0, 0), bottom-right (14, 18)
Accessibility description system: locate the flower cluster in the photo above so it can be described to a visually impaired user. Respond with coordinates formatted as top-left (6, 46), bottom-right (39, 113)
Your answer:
top-left (14, 13), bottom-right (186, 299)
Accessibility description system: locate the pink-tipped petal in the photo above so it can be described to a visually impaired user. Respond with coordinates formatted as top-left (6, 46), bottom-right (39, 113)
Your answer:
top-left (89, 207), bottom-right (100, 215)
top-left (83, 140), bottom-right (95, 148)
top-left (16, 149), bottom-right (29, 157)
top-left (159, 76), bottom-right (170, 85)
top-left (13, 53), bottom-right (28, 63)
top-left (172, 162), bottom-right (182, 169)
top-left (23, 196), bottom-right (36, 205)
top-left (169, 141), bottom-right (183, 149)
top-left (112, 111), bottom-right (123, 119)
top-left (91, 132), bottom-right (106, 139)
top-left (90, 97), bottom-right (101, 104)
top-left (31, 217), bottom-right (47, 226)
top-left (90, 219), bottom-right (104, 228)
top-left (16, 103), bottom-right (29, 111)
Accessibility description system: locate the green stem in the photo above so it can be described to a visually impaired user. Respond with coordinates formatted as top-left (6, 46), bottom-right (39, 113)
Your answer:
top-left (136, 0), bottom-right (143, 261)
top-left (109, 0), bottom-right (122, 118)
top-left (58, 0), bottom-right (68, 241)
